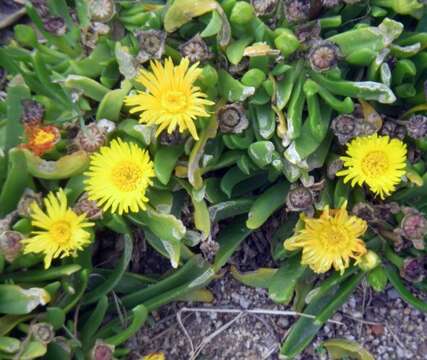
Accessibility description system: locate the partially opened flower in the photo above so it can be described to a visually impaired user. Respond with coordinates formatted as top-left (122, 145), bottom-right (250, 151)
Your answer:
top-left (84, 139), bottom-right (155, 215)
top-left (22, 189), bottom-right (94, 269)
top-left (337, 134), bottom-right (407, 199)
top-left (284, 204), bottom-right (367, 274)
top-left (124, 57), bottom-right (213, 140)
top-left (22, 125), bottom-right (60, 156)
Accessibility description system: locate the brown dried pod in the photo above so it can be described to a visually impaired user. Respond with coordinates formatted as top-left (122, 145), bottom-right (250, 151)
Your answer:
top-left (90, 340), bottom-right (114, 360)
top-left (21, 99), bottom-right (44, 127)
top-left (399, 208), bottom-right (427, 250)
top-left (251, 0), bottom-right (279, 16)
top-left (286, 185), bottom-right (314, 212)
top-left (136, 30), bottom-right (166, 64)
top-left (17, 189), bottom-right (42, 217)
top-left (331, 114), bottom-right (357, 144)
top-left (43, 16), bottom-right (67, 36)
top-left (88, 0), bottom-right (116, 23)
top-left (159, 128), bottom-right (186, 146)
top-left (308, 41), bottom-right (340, 72)
top-left (379, 119), bottom-right (406, 140)
top-left (400, 257), bottom-right (426, 283)
top-left (73, 123), bottom-right (107, 153)
top-left (179, 34), bottom-right (212, 63)
top-left (31, 322), bottom-right (55, 344)
top-left (0, 231), bottom-right (23, 263)
top-left (405, 115), bottom-right (427, 140)
top-left (217, 103), bottom-right (249, 134)
top-left (73, 193), bottom-right (103, 220)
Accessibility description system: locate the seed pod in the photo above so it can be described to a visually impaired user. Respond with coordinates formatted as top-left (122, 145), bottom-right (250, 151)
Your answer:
top-left (352, 202), bottom-right (376, 223)
top-left (308, 41), bottom-right (340, 72)
top-left (327, 158), bottom-right (343, 180)
top-left (136, 30), bottom-right (166, 64)
top-left (251, 0), bottom-right (279, 16)
top-left (90, 340), bottom-right (114, 360)
top-left (200, 238), bottom-right (220, 262)
top-left (407, 146), bottom-right (422, 164)
top-left (89, 0), bottom-right (116, 22)
top-left (0, 231), bottom-right (23, 263)
top-left (217, 103), bottom-right (249, 134)
top-left (331, 114), bottom-right (357, 144)
top-left (400, 257), bottom-right (426, 283)
top-left (228, 57), bottom-right (250, 76)
top-left (159, 128), bottom-right (186, 146)
top-left (358, 250), bottom-right (380, 272)
top-left (31, 322), bottom-right (55, 344)
top-left (0, 212), bottom-right (18, 234)
top-left (73, 193), bottom-right (103, 220)
top-left (179, 34), bottom-right (211, 64)
top-left (399, 208), bottom-right (427, 250)
top-left (284, 0), bottom-right (311, 23)
top-left (43, 16), bottom-right (67, 36)
top-left (295, 22), bottom-right (321, 45)
top-left (374, 202), bottom-right (400, 222)
top-left (73, 123), bottom-right (107, 153)
top-left (286, 185), bottom-right (314, 212)
top-left (31, 0), bottom-right (49, 17)
top-left (379, 120), bottom-right (406, 140)
top-left (405, 115), bottom-right (427, 140)
top-left (17, 189), bottom-right (42, 217)
top-left (21, 100), bottom-right (44, 127)
top-left (81, 22), bottom-right (111, 50)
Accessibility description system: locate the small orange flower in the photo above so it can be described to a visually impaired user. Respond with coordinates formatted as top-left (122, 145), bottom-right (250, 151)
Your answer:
top-left (22, 125), bottom-right (60, 156)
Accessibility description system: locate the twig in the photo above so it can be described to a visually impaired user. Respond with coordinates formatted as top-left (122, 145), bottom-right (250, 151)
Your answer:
top-left (176, 310), bottom-right (195, 356)
top-left (386, 322), bottom-right (408, 350)
top-left (262, 344), bottom-right (279, 360)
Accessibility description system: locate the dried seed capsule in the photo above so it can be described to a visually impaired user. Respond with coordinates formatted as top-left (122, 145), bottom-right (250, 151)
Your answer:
top-left (400, 257), bottom-right (426, 283)
top-left (308, 41), bottom-right (340, 72)
top-left (327, 158), bottom-right (343, 180)
top-left (159, 128), bottom-right (186, 146)
top-left (352, 202), bottom-right (376, 223)
top-left (73, 123), bottom-right (107, 153)
top-left (73, 193), bottom-right (103, 220)
top-left (399, 208), bottom-right (427, 250)
top-left (179, 34), bottom-right (211, 63)
top-left (90, 340), bottom-right (114, 360)
top-left (407, 146), bottom-right (422, 164)
top-left (286, 185), bottom-right (314, 212)
top-left (284, 0), bottom-right (311, 23)
top-left (21, 99), bottom-right (44, 127)
top-left (251, 0), bottom-right (278, 15)
top-left (88, 0), bottom-right (116, 22)
top-left (217, 103), bottom-right (249, 134)
top-left (136, 30), bottom-right (166, 64)
top-left (0, 231), bottom-right (23, 263)
top-left (295, 22), bottom-right (321, 44)
top-left (405, 115), bottom-right (427, 140)
top-left (331, 114), bottom-right (357, 144)
top-left (358, 250), bottom-right (380, 271)
top-left (17, 189), bottom-right (42, 217)
top-left (379, 120), bottom-right (406, 140)
top-left (31, 322), bottom-right (55, 344)
top-left (31, 0), bottom-right (49, 17)
top-left (43, 16), bottom-right (67, 36)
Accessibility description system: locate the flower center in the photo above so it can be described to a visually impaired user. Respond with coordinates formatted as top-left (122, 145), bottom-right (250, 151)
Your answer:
top-left (50, 221), bottom-right (71, 243)
top-left (361, 151), bottom-right (389, 177)
top-left (33, 129), bottom-right (56, 145)
top-left (111, 161), bottom-right (143, 192)
top-left (162, 91), bottom-right (187, 113)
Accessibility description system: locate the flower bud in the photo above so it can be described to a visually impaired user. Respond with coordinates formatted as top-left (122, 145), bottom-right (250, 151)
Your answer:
top-left (308, 41), bottom-right (340, 72)
top-left (179, 34), bottom-right (211, 63)
top-left (379, 120), bottom-right (406, 140)
top-left (31, 322), bottom-right (55, 344)
top-left (21, 100), bottom-right (44, 127)
top-left (73, 123), bottom-right (107, 153)
top-left (400, 257), bottom-right (426, 283)
top-left (230, 1), bottom-right (255, 25)
top-left (352, 202), bottom-right (376, 223)
top-left (331, 114), bottom-right (357, 144)
top-left (295, 22), bottom-right (321, 44)
top-left (0, 231), bottom-right (23, 263)
top-left (358, 250), bottom-right (380, 271)
top-left (88, 0), bottom-right (116, 22)
top-left (90, 340), bottom-right (114, 360)
top-left (400, 208), bottom-right (427, 250)
top-left (251, 0), bottom-right (278, 16)
top-left (136, 30), bottom-right (166, 64)
top-left (284, 0), bottom-right (311, 23)
top-left (159, 128), bottom-right (186, 146)
top-left (405, 115), bottom-right (427, 140)
top-left (217, 103), bottom-right (249, 134)
top-left (286, 185), bottom-right (314, 212)
top-left (73, 193), bottom-right (103, 220)
top-left (43, 16), bottom-right (67, 36)
top-left (17, 189), bottom-right (42, 217)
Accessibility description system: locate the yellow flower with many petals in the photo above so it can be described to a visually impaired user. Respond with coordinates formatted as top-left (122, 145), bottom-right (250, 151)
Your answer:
top-left (124, 57), bottom-right (213, 140)
top-left (284, 205), bottom-right (367, 274)
top-left (22, 189), bottom-right (94, 269)
top-left (84, 139), bottom-right (155, 215)
top-left (337, 134), bottom-right (407, 199)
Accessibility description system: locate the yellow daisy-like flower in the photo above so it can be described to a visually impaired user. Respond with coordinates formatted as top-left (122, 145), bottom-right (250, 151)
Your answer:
top-left (284, 205), bottom-right (367, 274)
top-left (337, 134), bottom-right (407, 199)
top-left (124, 57), bottom-right (214, 140)
top-left (84, 138), bottom-right (155, 215)
top-left (22, 189), bottom-right (94, 269)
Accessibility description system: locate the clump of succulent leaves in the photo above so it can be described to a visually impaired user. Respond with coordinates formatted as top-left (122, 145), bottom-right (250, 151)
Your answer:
top-left (0, 0), bottom-right (426, 359)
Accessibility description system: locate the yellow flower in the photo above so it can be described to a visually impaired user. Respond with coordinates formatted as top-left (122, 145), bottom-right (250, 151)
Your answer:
top-left (124, 57), bottom-right (213, 140)
top-left (337, 134), bottom-right (407, 199)
top-left (284, 205), bottom-right (367, 274)
top-left (22, 189), bottom-right (94, 269)
top-left (84, 138), bottom-right (155, 215)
